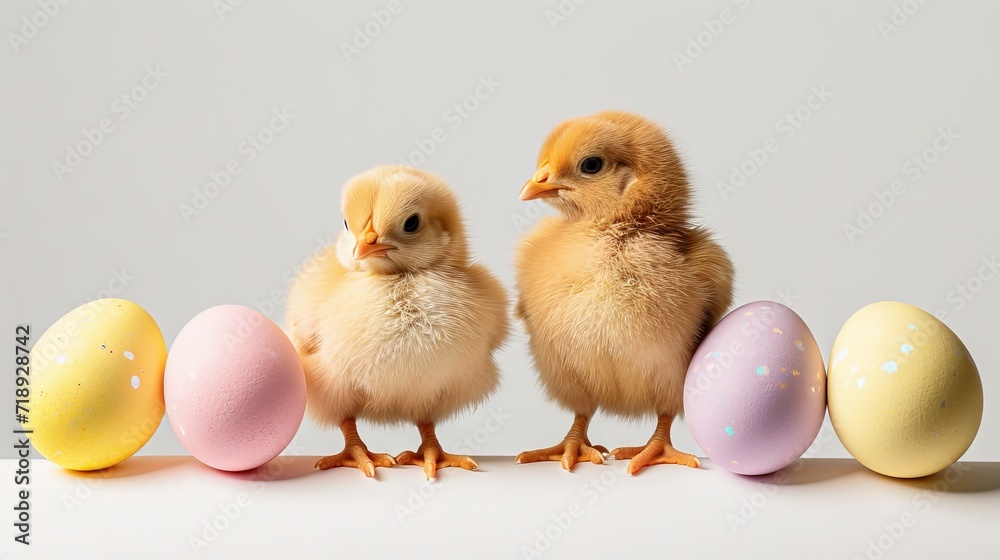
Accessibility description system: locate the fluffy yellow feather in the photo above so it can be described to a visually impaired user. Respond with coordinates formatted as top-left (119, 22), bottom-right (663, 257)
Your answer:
top-left (514, 111), bottom-right (734, 474)
top-left (285, 165), bottom-right (509, 479)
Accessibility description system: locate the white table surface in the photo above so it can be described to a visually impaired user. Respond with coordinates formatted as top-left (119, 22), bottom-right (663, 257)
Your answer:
top-left (2, 456), bottom-right (998, 560)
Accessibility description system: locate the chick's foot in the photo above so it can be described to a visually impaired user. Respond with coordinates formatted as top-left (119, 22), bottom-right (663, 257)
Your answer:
top-left (611, 414), bottom-right (700, 475)
top-left (396, 423), bottom-right (478, 480)
top-left (515, 414), bottom-right (606, 471)
top-left (316, 418), bottom-right (396, 477)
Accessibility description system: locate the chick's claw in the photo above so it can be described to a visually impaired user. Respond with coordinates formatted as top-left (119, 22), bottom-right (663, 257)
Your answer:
top-left (615, 415), bottom-right (700, 474)
top-left (515, 438), bottom-right (605, 471)
top-left (396, 423), bottom-right (478, 480)
top-left (586, 441), bottom-right (610, 456)
top-left (619, 440), bottom-right (700, 476)
top-left (395, 447), bottom-right (478, 480)
top-left (315, 444), bottom-right (396, 477)
top-left (609, 446), bottom-right (644, 460)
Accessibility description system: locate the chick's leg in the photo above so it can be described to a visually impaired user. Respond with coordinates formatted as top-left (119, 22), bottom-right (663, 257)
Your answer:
top-left (611, 414), bottom-right (700, 475)
top-left (395, 423), bottom-right (478, 480)
top-left (315, 418), bottom-right (396, 477)
top-left (515, 414), bottom-right (606, 471)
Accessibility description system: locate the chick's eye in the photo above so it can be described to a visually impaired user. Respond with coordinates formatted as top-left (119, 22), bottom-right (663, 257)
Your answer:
top-left (580, 156), bottom-right (604, 175)
top-left (403, 213), bottom-right (420, 233)
top-left (344, 219), bottom-right (349, 232)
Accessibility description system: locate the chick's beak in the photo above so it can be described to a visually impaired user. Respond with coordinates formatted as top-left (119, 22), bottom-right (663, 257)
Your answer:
top-left (354, 218), bottom-right (396, 260)
top-left (519, 161), bottom-right (565, 201)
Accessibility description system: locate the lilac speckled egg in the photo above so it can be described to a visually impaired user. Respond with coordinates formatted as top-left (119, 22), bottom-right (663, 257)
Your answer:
top-left (164, 305), bottom-right (306, 471)
top-left (683, 301), bottom-right (826, 475)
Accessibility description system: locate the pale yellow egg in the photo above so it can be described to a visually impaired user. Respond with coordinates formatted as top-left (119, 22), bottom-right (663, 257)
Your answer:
top-left (828, 301), bottom-right (983, 478)
top-left (26, 299), bottom-right (167, 470)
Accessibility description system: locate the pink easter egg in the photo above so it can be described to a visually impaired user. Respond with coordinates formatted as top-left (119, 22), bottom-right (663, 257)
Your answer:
top-left (683, 301), bottom-right (827, 475)
top-left (164, 305), bottom-right (306, 471)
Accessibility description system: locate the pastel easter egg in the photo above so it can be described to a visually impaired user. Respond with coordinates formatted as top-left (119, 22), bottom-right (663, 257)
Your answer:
top-left (26, 299), bottom-right (167, 470)
top-left (164, 305), bottom-right (306, 471)
top-left (684, 301), bottom-right (827, 475)
top-left (828, 301), bottom-right (982, 478)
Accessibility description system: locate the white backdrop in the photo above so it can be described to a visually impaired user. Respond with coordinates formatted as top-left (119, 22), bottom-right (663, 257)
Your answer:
top-left (2, 0), bottom-right (997, 463)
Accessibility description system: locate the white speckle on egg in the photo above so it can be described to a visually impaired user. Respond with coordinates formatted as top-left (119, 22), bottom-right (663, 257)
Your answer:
top-left (130, 375), bottom-right (140, 389)
top-left (56, 355), bottom-right (67, 365)
top-left (833, 348), bottom-right (848, 368)
top-left (882, 361), bottom-right (898, 374)
top-left (857, 377), bottom-right (867, 389)
top-left (179, 424), bottom-right (186, 436)
top-left (900, 344), bottom-right (914, 355)
top-left (908, 324), bottom-right (919, 330)
top-left (124, 351), bottom-right (134, 361)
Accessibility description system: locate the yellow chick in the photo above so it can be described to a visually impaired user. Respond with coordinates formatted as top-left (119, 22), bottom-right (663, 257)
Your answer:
top-left (285, 165), bottom-right (509, 479)
top-left (514, 111), bottom-right (734, 475)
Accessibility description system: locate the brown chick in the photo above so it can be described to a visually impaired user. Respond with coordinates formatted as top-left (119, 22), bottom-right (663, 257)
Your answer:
top-left (285, 165), bottom-right (509, 479)
top-left (514, 111), bottom-right (734, 475)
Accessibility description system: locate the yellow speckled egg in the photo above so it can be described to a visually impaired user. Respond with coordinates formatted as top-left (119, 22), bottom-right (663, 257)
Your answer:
top-left (828, 301), bottom-right (983, 478)
top-left (25, 299), bottom-right (167, 470)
